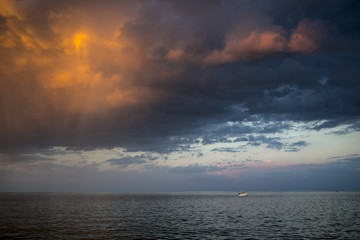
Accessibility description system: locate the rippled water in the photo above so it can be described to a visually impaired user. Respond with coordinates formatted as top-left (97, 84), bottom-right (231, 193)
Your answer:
top-left (1, 192), bottom-right (360, 239)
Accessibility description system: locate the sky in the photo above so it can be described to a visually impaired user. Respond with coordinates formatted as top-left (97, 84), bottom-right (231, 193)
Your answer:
top-left (1, 0), bottom-right (360, 192)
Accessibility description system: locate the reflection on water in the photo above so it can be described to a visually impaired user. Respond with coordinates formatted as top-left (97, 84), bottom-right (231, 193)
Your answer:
top-left (1, 192), bottom-right (360, 239)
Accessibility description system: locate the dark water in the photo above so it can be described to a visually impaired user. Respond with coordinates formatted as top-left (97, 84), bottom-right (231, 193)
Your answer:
top-left (1, 192), bottom-right (360, 239)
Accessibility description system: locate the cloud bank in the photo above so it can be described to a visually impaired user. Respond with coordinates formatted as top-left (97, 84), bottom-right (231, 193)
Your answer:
top-left (1, 0), bottom-right (359, 153)
top-left (1, 0), bottom-right (360, 191)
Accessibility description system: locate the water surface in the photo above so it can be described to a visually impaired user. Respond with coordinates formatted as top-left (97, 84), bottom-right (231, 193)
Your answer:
top-left (1, 192), bottom-right (359, 239)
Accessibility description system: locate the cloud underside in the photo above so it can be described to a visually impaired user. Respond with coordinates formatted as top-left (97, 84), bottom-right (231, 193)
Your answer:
top-left (0, 0), bottom-right (360, 154)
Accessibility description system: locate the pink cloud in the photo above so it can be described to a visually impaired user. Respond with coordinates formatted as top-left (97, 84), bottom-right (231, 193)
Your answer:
top-left (204, 19), bottom-right (325, 64)
top-left (204, 30), bottom-right (286, 64)
top-left (166, 49), bottom-right (187, 61)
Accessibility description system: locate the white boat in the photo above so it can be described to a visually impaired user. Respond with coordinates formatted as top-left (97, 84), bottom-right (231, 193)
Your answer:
top-left (238, 192), bottom-right (248, 197)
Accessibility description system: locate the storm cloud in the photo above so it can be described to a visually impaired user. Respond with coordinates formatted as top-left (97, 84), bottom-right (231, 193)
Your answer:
top-left (1, 0), bottom-right (359, 153)
top-left (1, 0), bottom-right (360, 191)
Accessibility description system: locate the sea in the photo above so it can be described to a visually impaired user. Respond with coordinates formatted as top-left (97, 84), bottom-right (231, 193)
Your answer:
top-left (0, 191), bottom-right (359, 239)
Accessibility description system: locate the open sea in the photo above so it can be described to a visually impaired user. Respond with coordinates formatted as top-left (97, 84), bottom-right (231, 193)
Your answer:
top-left (0, 191), bottom-right (359, 239)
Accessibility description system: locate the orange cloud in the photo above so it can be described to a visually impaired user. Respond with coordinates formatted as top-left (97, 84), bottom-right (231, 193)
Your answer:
top-left (0, 0), bottom-right (23, 20)
top-left (204, 30), bottom-right (286, 64)
top-left (166, 49), bottom-right (187, 61)
top-left (288, 19), bottom-right (325, 54)
top-left (0, 3), bottom-right (157, 142)
top-left (73, 33), bottom-right (87, 56)
top-left (204, 19), bottom-right (325, 64)
top-left (107, 88), bottom-right (147, 107)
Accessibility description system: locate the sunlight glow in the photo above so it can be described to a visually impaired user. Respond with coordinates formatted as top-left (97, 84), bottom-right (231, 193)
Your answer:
top-left (73, 33), bottom-right (87, 56)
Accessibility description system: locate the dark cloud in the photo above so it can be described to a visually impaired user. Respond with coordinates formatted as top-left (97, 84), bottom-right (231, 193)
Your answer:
top-left (285, 141), bottom-right (309, 152)
top-left (211, 147), bottom-right (241, 153)
top-left (244, 135), bottom-right (283, 150)
top-left (106, 158), bottom-right (146, 167)
top-left (330, 154), bottom-right (360, 159)
top-left (0, 0), bottom-right (359, 156)
top-left (0, 153), bottom-right (56, 163)
top-left (106, 154), bottom-right (158, 167)
top-left (204, 135), bottom-right (309, 153)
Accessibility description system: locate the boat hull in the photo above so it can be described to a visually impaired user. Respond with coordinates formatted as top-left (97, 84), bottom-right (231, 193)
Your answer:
top-left (238, 193), bottom-right (248, 197)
